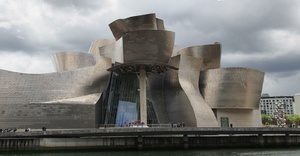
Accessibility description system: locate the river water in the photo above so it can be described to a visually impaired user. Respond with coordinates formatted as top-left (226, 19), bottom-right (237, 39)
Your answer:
top-left (1, 148), bottom-right (300, 156)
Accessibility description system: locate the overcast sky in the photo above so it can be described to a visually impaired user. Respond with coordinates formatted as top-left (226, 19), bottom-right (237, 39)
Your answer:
top-left (0, 0), bottom-right (299, 96)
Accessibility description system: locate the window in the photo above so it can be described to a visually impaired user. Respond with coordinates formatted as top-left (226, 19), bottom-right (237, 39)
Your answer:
top-left (220, 117), bottom-right (229, 127)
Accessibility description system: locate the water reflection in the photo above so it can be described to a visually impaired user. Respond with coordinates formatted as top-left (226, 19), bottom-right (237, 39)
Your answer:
top-left (2, 148), bottom-right (300, 156)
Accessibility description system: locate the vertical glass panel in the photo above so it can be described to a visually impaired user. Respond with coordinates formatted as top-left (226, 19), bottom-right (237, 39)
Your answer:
top-left (103, 74), bottom-right (140, 125)
top-left (100, 70), bottom-right (159, 126)
top-left (115, 101), bottom-right (138, 126)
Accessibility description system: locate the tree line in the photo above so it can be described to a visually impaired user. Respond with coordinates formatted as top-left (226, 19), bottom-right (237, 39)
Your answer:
top-left (262, 114), bottom-right (300, 127)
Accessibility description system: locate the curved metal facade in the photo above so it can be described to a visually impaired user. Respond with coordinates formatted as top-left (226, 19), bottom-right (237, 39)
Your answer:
top-left (177, 43), bottom-right (221, 71)
top-left (88, 39), bottom-right (115, 55)
top-left (123, 30), bottom-right (175, 63)
top-left (52, 52), bottom-right (96, 72)
top-left (164, 55), bottom-right (218, 127)
top-left (200, 68), bottom-right (264, 109)
top-left (97, 39), bottom-right (124, 63)
top-left (0, 13), bottom-right (265, 129)
top-left (0, 56), bottom-right (111, 128)
top-left (109, 13), bottom-right (165, 40)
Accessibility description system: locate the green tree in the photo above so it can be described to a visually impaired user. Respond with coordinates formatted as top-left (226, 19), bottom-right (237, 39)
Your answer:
top-left (286, 114), bottom-right (300, 127)
top-left (262, 114), bottom-right (275, 126)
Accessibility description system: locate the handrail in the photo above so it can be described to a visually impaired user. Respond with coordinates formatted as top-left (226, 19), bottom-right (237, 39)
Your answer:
top-left (99, 124), bottom-right (173, 128)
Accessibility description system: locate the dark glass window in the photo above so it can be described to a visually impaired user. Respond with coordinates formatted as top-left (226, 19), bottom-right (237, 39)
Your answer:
top-left (100, 72), bottom-right (158, 126)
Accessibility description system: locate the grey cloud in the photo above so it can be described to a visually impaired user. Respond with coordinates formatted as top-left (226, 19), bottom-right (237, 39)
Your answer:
top-left (43, 0), bottom-right (114, 17)
top-left (0, 27), bottom-right (34, 52)
top-left (217, 1), bottom-right (299, 54)
top-left (222, 52), bottom-right (300, 75)
top-left (52, 18), bottom-right (114, 52)
top-left (144, 0), bottom-right (300, 55)
top-left (44, 0), bottom-right (104, 10)
top-left (0, 14), bottom-right (113, 55)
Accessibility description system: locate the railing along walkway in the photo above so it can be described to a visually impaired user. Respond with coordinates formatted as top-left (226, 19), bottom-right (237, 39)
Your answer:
top-left (1, 127), bottom-right (300, 138)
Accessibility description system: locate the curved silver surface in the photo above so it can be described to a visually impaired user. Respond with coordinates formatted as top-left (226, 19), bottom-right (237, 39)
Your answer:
top-left (88, 39), bottom-right (115, 55)
top-left (200, 67), bottom-right (265, 109)
top-left (178, 43), bottom-right (221, 70)
top-left (100, 30), bottom-right (175, 63)
top-left (123, 30), bottom-right (175, 63)
top-left (52, 52), bottom-right (96, 72)
top-left (164, 54), bottom-right (218, 127)
top-left (98, 38), bottom-right (123, 63)
top-left (146, 74), bottom-right (169, 124)
top-left (0, 56), bottom-right (111, 128)
top-left (109, 13), bottom-right (165, 40)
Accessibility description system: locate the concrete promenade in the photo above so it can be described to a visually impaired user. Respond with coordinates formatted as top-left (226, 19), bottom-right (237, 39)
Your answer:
top-left (1, 127), bottom-right (300, 150)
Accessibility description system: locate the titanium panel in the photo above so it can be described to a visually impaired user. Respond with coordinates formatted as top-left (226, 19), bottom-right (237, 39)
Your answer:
top-left (0, 103), bottom-right (96, 129)
top-left (109, 13), bottom-right (165, 40)
top-left (123, 30), bottom-right (175, 63)
top-left (0, 56), bottom-right (111, 128)
top-left (156, 18), bottom-right (165, 30)
top-left (88, 39), bottom-right (115, 55)
top-left (164, 55), bottom-right (218, 127)
top-left (99, 38), bottom-right (123, 63)
top-left (178, 43), bottom-right (221, 70)
top-left (52, 52), bottom-right (96, 72)
top-left (146, 74), bottom-right (169, 124)
top-left (200, 68), bottom-right (265, 109)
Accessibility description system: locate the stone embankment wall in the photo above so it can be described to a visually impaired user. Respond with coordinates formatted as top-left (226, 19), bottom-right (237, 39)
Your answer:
top-left (1, 135), bottom-right (300, 150)
top-left (0, 139), bottom-right (39, 149)
top-left (1, 128), bottom-right (300, 150)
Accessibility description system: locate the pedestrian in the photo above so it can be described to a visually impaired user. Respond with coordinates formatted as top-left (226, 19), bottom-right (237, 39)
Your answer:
top-left (177, 122), bottom-right (181, 128)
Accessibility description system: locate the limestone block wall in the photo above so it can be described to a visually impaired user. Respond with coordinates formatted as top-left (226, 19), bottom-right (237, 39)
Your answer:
top-left (215, 109), bottom-right (262, 127)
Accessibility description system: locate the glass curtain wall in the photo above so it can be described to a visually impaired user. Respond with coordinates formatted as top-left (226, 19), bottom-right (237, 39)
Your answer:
top-left (100, 72), bottom-right (158, 127)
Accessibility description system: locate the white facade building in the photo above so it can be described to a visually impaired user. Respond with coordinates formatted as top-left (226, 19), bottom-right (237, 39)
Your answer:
top-left (293, 93), bottom-right (300, 115)
top-left (260, 94), bottom-right (294, 116)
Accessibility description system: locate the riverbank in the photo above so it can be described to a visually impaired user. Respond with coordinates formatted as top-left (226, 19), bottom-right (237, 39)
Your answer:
top-left (1, 127), bottom-right (300, 150)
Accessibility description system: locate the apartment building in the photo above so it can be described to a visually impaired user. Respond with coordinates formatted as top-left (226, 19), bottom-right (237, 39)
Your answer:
top-left (260, 94), bottom-right (294, 116)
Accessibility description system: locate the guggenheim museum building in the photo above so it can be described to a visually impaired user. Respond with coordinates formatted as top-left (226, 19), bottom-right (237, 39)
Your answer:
top-left (0, 14), bottom-right (264, 129)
